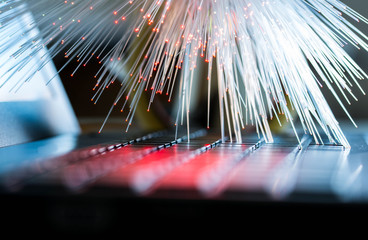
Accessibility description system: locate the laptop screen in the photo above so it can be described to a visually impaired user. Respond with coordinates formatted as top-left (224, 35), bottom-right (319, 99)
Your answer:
top-left (0, 4), bottom-right (80, 148)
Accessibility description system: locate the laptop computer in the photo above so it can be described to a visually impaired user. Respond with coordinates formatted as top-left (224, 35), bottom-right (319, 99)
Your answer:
top-left (1, 3), bottom-right (368, 234)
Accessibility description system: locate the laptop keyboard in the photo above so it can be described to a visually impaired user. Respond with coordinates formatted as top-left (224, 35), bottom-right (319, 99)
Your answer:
top-left (1, 128), bottom-right (368, 203)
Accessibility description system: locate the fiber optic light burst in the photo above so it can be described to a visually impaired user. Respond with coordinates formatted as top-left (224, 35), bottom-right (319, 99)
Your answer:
top-left (1, 0), bottom-right (368, 147)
